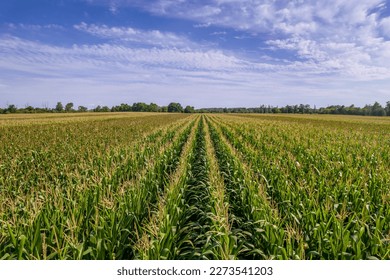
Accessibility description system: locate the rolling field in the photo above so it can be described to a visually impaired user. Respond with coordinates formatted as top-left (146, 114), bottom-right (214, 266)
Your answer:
top-left (0, 113), bottom-right (389, 260)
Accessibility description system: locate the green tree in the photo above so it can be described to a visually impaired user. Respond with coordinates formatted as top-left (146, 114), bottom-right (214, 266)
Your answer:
top-left (25, 106), bottom-right (34, 113)
top-left (116, 103), bottom-right (131, 112)
top-left (184, 105), bottom-right (195, 113)
top-left (78, 106), bottom-right (88, 112)
top-left (55, 102), bottom-right (64, 112)
top-left (65, 102), bottom-right (74, 112)
top-left (93, 105), bottom-right (102, 112)
top-left (385, 101), bottom-right (390, 116)
top-left (167, 102), bottom-right (183, 113)
top-left (101, 106), bottom-right (110, 112)
top-left (371, 101), bottom-right (385, 116)
top-left (132, 102), bottom-right (147, 112)
top-left (7, 104), bottom-right (17, 114)
top-left (149, 103), bottom-right (159, 112)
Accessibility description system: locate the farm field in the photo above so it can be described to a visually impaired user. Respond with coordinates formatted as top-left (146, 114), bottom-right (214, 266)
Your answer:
top-left (0, 113), bottom-right (389, 260)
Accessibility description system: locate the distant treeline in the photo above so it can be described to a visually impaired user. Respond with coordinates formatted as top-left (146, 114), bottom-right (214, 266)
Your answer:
top-left (1, 101), bottom-right (390, 116)
top-left (198, 102), bottom-right (390, 116)
top-left (0, 102), bottom-right (194, 114)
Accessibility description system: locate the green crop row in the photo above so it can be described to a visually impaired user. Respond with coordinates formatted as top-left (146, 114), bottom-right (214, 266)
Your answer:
top-left (206, 117), bottom-right (289, 259)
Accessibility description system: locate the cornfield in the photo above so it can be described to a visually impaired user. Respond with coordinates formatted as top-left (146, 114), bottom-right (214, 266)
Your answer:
top-left (0, 112), bottom-right (389, 260)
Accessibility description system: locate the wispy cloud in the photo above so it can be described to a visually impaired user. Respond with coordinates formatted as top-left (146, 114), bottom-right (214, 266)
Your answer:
top-left (210, 31), bottom-right (227, 36)
top-left (2, 33), bottom-right (390, 108)
top-left (79, 1), bottom-right (390, 79)
top-left (5, 23), bottom-right (64, 31)
top-left (74, 22), bottom-right (197, 48)
top-left (193, 22), bottom-right (211, 28)
top-left (129, 0), bottom-right (390, 79)
top-left (0, 35), bottom-right (249, 75)
top-left (2, 0), bottom-right (390, 108)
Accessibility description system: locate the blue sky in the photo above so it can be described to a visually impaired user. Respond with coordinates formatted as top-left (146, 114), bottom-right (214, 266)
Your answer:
top-left (1, 0), bottom-right (390, 109)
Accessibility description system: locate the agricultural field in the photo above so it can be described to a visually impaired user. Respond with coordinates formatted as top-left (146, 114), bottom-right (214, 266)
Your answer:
top-left (0, 112), bottom-right (389, 260)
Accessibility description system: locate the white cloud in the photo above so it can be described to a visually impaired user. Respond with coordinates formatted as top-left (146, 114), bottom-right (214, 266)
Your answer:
top-left (0, 35), bottom-right (248, 80)
top-left (2, 1), bottom-right (390, 108)
top-left (380, 17), bottom-right (390, 37)
top-left (74, 22), bottom-right (198, 48)
top-left (1, 33), bottom-right (390, 109)
top-left (128, 1), bottom-right (390, 77)
top-left (78, 1), bottom-right (390, 79)
top-left (193, 22), bottom-right (212, 28)
top-left (5, 23), bottom-right (64, 31)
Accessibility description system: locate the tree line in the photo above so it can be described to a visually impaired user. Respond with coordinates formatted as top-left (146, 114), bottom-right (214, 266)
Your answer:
top-left (198, 101), bottom-right (390, 116)
top-left (0, 102), bottom-right (195, 114)
top-left (1, 101), bottom-right (390, 116)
